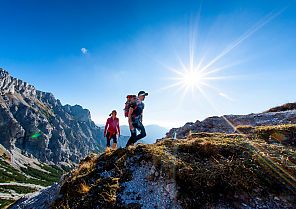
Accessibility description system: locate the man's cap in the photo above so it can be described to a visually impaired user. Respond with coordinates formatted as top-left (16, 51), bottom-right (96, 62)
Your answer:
top-left (109, 110), bottom-right (117, 116)
top-left (138, 91), bottom-right (148, 96)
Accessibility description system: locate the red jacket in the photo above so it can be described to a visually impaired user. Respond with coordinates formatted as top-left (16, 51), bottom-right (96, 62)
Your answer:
top-left (104, 117), bottom-right (120, 136)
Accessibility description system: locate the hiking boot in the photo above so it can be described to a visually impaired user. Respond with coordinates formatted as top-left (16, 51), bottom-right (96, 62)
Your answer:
top-left (105, 147), bottom-right (111, 153)
top-left (112, 143), bottom-right (117, 150)
top-left (126, 143), bottom-right (136, 151)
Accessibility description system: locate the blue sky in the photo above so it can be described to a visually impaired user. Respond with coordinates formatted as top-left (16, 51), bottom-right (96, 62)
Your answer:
top-left (1, 0), bottom-right (296, 128)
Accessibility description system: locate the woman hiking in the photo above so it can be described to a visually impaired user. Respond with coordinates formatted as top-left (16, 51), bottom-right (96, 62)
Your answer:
top-left (104, 110), bottom-right (120, 151)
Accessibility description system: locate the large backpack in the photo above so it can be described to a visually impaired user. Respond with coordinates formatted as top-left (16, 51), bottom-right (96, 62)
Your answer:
top-left (124, 95), bottom-right (137, 117)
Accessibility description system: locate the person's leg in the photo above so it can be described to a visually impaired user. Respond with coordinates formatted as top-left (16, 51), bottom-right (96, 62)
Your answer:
top-left (135, 121), bottom-right (146, 141)
top-left (106, 132), bottom-right (111, 147)
top-left (106, 132), bottom-right (111, 152)
top-left (112, 134), bottom-right (117, 150)
top-left (126, 129), bottom-right (137, 147)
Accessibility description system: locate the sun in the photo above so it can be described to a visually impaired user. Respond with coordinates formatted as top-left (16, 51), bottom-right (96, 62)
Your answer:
top-left (181, 69), bottom-right (203, 88)
top-left (164, 58), bottom-right (219, 97)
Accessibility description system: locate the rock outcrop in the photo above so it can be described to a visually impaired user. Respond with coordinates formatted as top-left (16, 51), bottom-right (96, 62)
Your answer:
top-left (0, 68), bottom-right (104, 164)
top-left (167, 109), bottom-right (296, 138)
top-left (266, 102), bottom-right (296, 113)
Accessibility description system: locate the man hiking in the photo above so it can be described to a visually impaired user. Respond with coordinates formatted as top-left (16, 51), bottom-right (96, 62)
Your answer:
top-left (104, 110), bottom-right (120, 151)
top-left (126, 91), bottom-right (148, 147)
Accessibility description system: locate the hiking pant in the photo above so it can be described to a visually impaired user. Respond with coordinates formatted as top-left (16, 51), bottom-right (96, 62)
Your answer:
top-left (106, 132), bottom-right (117, 147)
top-left (126, 120), bottom-right (146, 147)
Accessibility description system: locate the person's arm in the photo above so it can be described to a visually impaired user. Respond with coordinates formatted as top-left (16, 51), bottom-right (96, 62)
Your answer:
top-left (141, 103), bottom-right (144, 122)
top-left (117, 118), bottom-right (120, 136)
top-left (128, 107), bottom-right (134, 130)
top-left (104, 119), bottom-right (109, 137)
top-left (141, 111), bottom-right (143, 122)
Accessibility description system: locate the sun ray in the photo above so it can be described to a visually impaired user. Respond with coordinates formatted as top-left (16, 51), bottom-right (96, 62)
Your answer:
top-left (159, 9), bottom-right (284, 105)
top-left (203, 60), bottom-right (244, 76)
top-left (177, 55), bottom-right (189, 73)
top-left (202, 75), bottom-right (237, 80)
top-left (199, 9), bottom-right (284, 73)
top-left (164, 65), bottom-right (186, 76)
top-left (160, 81), bottom-right (185, 90)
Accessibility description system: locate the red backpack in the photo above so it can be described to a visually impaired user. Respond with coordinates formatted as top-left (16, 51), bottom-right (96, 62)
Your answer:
top-left (124, 95), bottom-right (137, 117)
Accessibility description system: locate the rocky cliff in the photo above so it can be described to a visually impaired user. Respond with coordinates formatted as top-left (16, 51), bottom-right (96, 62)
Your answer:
top-left (0, 68), bottom-right (104, 164)
top-left (167, 108), bottom-right (296, 138)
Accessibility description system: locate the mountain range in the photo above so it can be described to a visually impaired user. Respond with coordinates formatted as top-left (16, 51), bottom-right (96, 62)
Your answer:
top-left (0, 68), bottom-right (105, 166)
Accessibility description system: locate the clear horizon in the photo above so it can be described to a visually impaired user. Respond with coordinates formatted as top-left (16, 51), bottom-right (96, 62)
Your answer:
top-left (1, 0), bottom-right (296, 129)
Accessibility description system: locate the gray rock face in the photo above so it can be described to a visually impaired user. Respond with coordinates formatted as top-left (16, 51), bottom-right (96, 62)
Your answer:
top-left (0, 68), bottom-right (104, 164)
top-left (167, 110), bottom-right (296, 138)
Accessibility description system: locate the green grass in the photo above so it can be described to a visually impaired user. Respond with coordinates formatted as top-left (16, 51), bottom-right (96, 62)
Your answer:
top-left (0, 159), bottom-right (64, 187)
top-left (0, 160), bottom-right (29, 183)
top-left (0, 199), bottom-right (15, 209)
top-left (0, 185), bottom-right (37, 194)
top-left (20, 165), bottom-right (63, 187)
top-left (41, 164), bottom-right (64, 176)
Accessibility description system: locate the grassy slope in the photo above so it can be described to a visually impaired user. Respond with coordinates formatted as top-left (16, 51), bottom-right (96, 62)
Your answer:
top-left (0, 159), bottom-right (64, 209)
top-left (0, 200), bottom-right (15, 209)
top-left (50, 124), bottom-right (296, 209)
top-left (0, 160), bottom-right (63, 187)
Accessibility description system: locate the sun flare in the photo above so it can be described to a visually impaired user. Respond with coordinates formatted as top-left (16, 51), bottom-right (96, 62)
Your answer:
top-left (161, 9), bottom-right (282, 101)
top-left (171, 67), bottom-right (210, 93)
top-left (182, 70), bottom-right (202, 87)
top-left (165, 57), bottom-right (224, 97)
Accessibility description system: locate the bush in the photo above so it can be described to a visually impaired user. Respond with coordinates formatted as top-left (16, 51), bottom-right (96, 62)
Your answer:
top-left (235, 125), bottom-right (255, 134)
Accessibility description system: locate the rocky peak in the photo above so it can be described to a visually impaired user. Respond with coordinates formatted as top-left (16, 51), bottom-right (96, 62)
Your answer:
top-left (0, 68), bottom-right (9, 77)
top-left (0, 69), bottom-right (37, 98)
top-left (64, 104), bottom-right (91, 122)
top-left (0, 69), bottom-right (105, 164)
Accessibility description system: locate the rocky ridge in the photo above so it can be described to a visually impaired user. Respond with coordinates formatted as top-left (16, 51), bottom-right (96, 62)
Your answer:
top-left (167, 109), bottom-right (296, 138)
top-left (9, 125), bottom-right (296, 209)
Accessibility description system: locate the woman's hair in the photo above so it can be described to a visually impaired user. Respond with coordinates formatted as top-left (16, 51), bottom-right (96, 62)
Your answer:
top-left (109, 110), bottom-right (117, 116)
